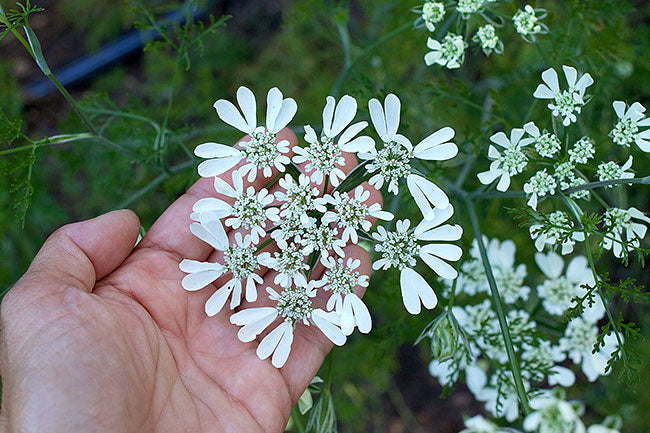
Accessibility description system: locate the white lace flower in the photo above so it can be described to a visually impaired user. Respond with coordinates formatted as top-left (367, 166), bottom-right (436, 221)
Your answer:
top-left (522, 340), bottom-right (576, 387)
top-left (609, 101), bottom-right (650, 152)
top-left (270, 215), bottom-right (309, 247)
top-left (192, 169), bottom-right (279, 244)
top-left (461, 415), bottom-right (514, 433)
top-left (373, 206), bottom-right (463, 314)
top-left (513, 5), bottom-right (548, 42)
top-left (529, 210), bottom-right (585, 255)
top-left (229, 286), bottom-right (345, 368)
top-left (361, 94), bottom-right (458, 219)
top-left (298, 218), bottom-right (347, 258)
top-left (275, 173), bottom-right (321, 225)
top-left (553, 160), bottom-right (576, 189)
top-left (569, 137), bottom-right (595, 164)
top-left (483, 310), bottom-right (535, 363)
top-left (523, 394), bottom-right (586, 433)
top-left (466, 365), bottom-right (528, 422)
top-left (453, 257), bottom-right (488, 296)
top-left (473, 24), bottom-right (503, 56)
top-left (457, 0), bottom-right (485, 16)
top-left (588, 426), bottom-right (620, 433)
top-left (597, 156), bottom-right (634, 186)
top-left (179, 231), bottom-right (263, 316)
top-left (425, 33), bottom-right (467, 69)
top-left (315, 256), bottom-right (371, 335)
top-left (293, 95), bottom-right (374, 186)
top-left (195, 86), bottom-right (297, 180)
top-left (420, 1), bottom-right (445, 32)
top-left (524, 169), bottom-right (557, 210)
top-left (477, 128), bottom-right (531, 192)
top-left (453, 299), bottom-right (495, 335)
top-left (320, 185), bottom-right (394, 244)
top-left (560, 317), bottom-right (618, 382)
top-left (535, 252), bottom-right (604, 321)
top-left (533, 66), bottom-right (594, 126)
top-left (523, 121), bottom-right (561, 158)
top-left (258, 242), bottom-right (309, 288)
top-left (602, 207), bottom-right (650, 258)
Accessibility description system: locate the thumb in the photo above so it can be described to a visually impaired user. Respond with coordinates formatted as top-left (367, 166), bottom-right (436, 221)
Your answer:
top-left (15, 209), bottom-right (141, 294)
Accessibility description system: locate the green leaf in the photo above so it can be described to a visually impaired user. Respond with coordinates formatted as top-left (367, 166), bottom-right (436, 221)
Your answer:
top-left (22, 25), bottom-right (51, 75)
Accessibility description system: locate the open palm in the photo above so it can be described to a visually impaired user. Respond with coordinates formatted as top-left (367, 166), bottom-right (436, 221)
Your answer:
top-left (0, 129), bottom-right (373, 433)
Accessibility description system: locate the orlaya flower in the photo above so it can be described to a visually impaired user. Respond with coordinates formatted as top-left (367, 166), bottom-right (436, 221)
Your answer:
top-left (372, 206), bottom-right (463, 314)
top-left (477, 128), bottom-right (531, 192)
top-left (258, 242), bottom-right (310, 288)
top-left (179, 229), bottom-right (263, 316)
top-left (313, 256), bottom-right (371, 336)
top-left (319, 185), bottom-right (394, 244)
top-left (360, 93), bottom-right (458, 220)
top-left (229, 285), bottom-right (346, 368)
top-left (293, 95), bottom-right (374, 186)
top-left (602, 206), bottom-right (650, 259)
top-left (195, 86), bottom-right (297, 181)
top-left (609, 101), bottom-right (650, 152)
top-left (533, 65), bottom-right (594, 126)
top-left (274, 173), bottom-right (321, 225)
top-left (559, 317), bottom-right (618, 382)
top-left (191, 168), bottom-right (279, 245)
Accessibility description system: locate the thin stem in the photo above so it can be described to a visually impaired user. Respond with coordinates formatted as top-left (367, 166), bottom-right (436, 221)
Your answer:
top-left (158, 52), bottom-right (184, 168)
top-left (290, 407), bottom-right (306, 433)
top-left (331, 21), bottom-right (412, 96)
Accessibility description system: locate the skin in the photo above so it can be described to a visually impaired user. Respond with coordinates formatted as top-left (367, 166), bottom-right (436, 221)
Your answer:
top-left (0, 128), bottom-right (381, 433)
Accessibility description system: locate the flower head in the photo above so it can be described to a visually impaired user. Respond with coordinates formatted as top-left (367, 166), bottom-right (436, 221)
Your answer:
top-left (534, 66), bottom-right (594, 126)
top-left (420, 1), bottom-right (445, 32)
top-left (473, 24), bottom-right (503, 56)
top-left (560, 317), bottom-right (618, 381)
top-left (477, 128), bottom-right (530, 192)
top-left (524, 169), bottom-right (557, 210)
top-left (523, 394), bottom-right (586, 433)
top-left (569, 137), bottom-right (596, 164)
top-left (259, 242), bottom-right (310, 288)
top-left (425, 33), bottom-right (467, 69)
top-left (597, 156), bottom-right (634, 186)
top-left (513, 5), bottom-right (548, 42)
top-left (523, 121), bottom-right (561, 158)
top-left (609, 101), bottom-right (650, 152)
top-left (529, 210), bottom-right (585, 255)
top-left (195, 86), bottom-right (297, 180)
top-left (275, 173), bottom-right (321, 224)
top-left (602, 207), bottom-right (650, 259)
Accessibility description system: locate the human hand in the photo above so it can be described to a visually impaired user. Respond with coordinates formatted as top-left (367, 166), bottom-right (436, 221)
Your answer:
top-left (0, 128), bottom-right (377, 433)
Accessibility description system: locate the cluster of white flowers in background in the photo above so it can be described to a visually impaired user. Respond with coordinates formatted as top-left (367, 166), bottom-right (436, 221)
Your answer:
top-left (179, 87), bottom-right (463, 367)
top-left (413, 1), bottom-right (547, 69)
top-left (477, 65), bottom-right (649, 262)
top-left (429, 237), bottom-right (618, 429)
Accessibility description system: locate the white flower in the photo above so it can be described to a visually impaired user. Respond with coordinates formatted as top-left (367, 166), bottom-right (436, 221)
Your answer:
top-left (320, 185), bottom-right (394, 244)
top-left (275, 173), bottom-right (321, 225)
top-left (298, 218), bottom-right (347, 258)
top-left (258, 242), bottom-right (309, 288)
top-left (477, 128), bottom-right (531, 192)
top-left (534, 251), bottom-right (604, 321)
top-left (587, 425), bottom-right (620, 433)
top-left (192, 169), bottom-right (279, 244)
top-left (533, 66), bottom-right (594, 126)
top-left (522, 340), bottom-right (576, 387)
top-left (569, 136), bottom-right (595, 164)
top-left (457, 0), bottom-right (485, 16)
top-left (460, 415), bottom-right (513, 433)
top-left (293, 95), bottom-right (374, 186)
top-left (179, 231), bottom-right (263, 316)
top-left (453, 299), bottom-right (495, 335)
top-left (466, 365), bottom-right (528, 422)
top-left (473, 24), bottom-right (503, 56)
top-left (597, 156), bottom-right (634, 186)
top-left (602, 207), bottom-right (650, 258)
top-left (372, 206), bottom-right (463, 314)
top-left (316, 256), bottom-right (371, 335)
top-left (421, 1), bottom-right (445, 32)
top-left (270, 215), bottom-right (309, 247)
top-left (361, 94), bottom-right (457, 219)
top-left (453, 258), bottom-right (488, 296)
top-left (523, 394), bottom-right (586, 433)
top-left (483, 310), bottom-right (535, 363)
top-left (425, 33), bottom-right (467, 69)
top-left (229, 286), bottom-right (346, 368)
top-left (196, 86), bottom-right (297, 180)
top-left (523, 121), bottom-right (561, 158)
top-left (560, 317), bottom-right (618, 381)
top-left (524, 169), bottom-right (557, 210)
top-left (529, 210), bottom-right (585, 255)
top-left (609, 101), bottom-right (650, 152)
top-left (513, 5), bottom-right (548, 42)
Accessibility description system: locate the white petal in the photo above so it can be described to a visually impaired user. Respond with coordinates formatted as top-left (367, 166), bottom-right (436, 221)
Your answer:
top-left (384, 94), bottom-right (401, 140)
top-left (181, 269), bottom-right (223, 292)
top-left (419, 252), bottom-right (458, 279)
top-left (322, 96), bottom-right (336, 136)
top-left (236, 86), bottom-right (257, 132)
top-left (257, 322), bottom-right (287, 360)
top-left (214, 99), bottom-right (253, 134)
top-left (265, 87), bottom-right (283, 133)
top-left (349, 294), bottom-right (371, 333)
top-left (340, 136), bottom-right (375, 153)
top-left (194, 142), bottom-right (241, 158)
top-left (534, 251), bottom-right (563, 279)
top-left (563, 65), bottom-right (578, 87)
top-left (271, 98), bottom-right (298, 134)
top-left (271, 322), bottom-right (294, 368)
top-left (197, 157), bottom-right (242, 177)
top-left (368, 98), bottom-right (388, 142)
top-left (541, 68), bottom-right (560, 93)
top-left (312, 309), bottom-right (346, 345)
top-left (204, 286), bottom-right (233, 316)
top-left (400, 268), bottom-right (438, 314)
top-left (230, 306), bottom-right (277, 326)
top-left (330, 95), bottom-right (357, 137)
top-left (413, 127), bottom-right (457, 159)
top-left (407, 174), bottom-right (450, 220)
top-left (338, 121), bottom-right (368, 146)
top-left (421, 244), bottom-right (463, 261)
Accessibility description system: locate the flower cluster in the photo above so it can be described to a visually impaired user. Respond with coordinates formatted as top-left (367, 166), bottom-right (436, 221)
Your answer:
top-left (413, 1), bottom-right (547, 69)
top-left (477, 65), bottom-right (649, 261)
top-left (430, 237), bottom-right (615, 423)
top-left (179, 87), bottom-right (463, 367)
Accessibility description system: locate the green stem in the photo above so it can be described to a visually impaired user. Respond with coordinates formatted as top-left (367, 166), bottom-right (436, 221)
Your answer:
top-left (158, 52), bottom-right (184, 168)
top-left (331, 21), bottom-right (412, 96)
top-left (290, 407), bottom-right (306, 433)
